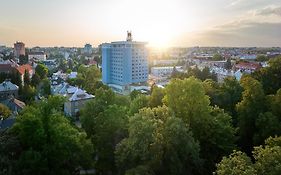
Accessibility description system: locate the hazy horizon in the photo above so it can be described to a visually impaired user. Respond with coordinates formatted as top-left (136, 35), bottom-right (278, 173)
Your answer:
top-left (1, 0), bottom-right (281, 48)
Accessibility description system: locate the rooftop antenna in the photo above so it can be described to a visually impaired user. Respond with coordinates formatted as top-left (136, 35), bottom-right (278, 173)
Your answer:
top-left (126, 31), bottom-right (132, 41)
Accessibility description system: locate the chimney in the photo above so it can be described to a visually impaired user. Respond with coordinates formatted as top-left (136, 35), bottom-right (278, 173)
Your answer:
top-left (126, 31), bottom-right (132, 42)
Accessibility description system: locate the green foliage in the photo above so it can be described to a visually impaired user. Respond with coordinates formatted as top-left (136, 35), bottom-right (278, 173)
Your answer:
top-left (35, 64), bottom-right (48, 79)
top-left (23, 69), bottom-right (30, 85)
top-left (76, 65), bottom-right (101, 94)
top-left (215, 151), bottom-right (256, 175)
top-left (0, 103), bottom-right (12, 120)
top-left (31, 73), bottom-right (40, 86)
top-left (80, 88), bottom-right (129, 174)
top-left (130, 90), bottom-right (141, 100)
top-left (213, 54), bottom-right (224, 61)
top-left (115, 106), bottom-right (201, 175)
top-left (216, 136), bottom-right (281, 175)
top-left (149, 86), bottom-right (165, 108)
top-left (8, 96), bottom-right (93, 174)
top-left (164, 77), bottom-right (211, 125)
top-left (236, 76), bottom-right (266, 153)
top-left (224, 59), bottom-right (232, 70)
top-left (92, 105), bottom-right (128, 173)
top-left (41, 78), bottom-right (51, 97)
top-left (203, 77), bottom-right (243, 118)
top-left (256, 55), bottom-right (269, 62)
top-left (129, 95), bottom-right (149, 115)
top-left (171, 66), bottom-right (217, 81)
top-left (81, 88), bottom-right (116, 136)
top-left (165, 77), bottom-right (236, 173)
top-left (254, 112), bottom-right (281, 145)
top-left (21, 85), bottom-right (36, 104)
top-left (253, 56), bottom-right (281, 94)
top-left (0, 130), bottom-right (22, 175)
top-left (19, 55), bottom-right (28, 65)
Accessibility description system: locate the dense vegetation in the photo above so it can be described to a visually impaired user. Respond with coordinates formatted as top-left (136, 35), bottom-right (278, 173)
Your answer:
top-left (1, 56), bottom-right (281, 175)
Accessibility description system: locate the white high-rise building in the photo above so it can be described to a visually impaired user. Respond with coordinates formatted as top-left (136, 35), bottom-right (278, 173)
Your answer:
top-left (102, 32), bottom-right (148, 93)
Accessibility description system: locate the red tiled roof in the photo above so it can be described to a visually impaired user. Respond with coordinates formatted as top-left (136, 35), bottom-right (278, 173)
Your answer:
top-left (16, 64), bottom-right (32, 75)
top-left (235, 62), bottom-right (261, 70)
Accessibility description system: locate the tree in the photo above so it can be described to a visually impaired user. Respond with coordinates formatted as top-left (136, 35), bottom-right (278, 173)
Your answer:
top-left (0, 130), bottom-right (22, 175)
top-left (213, 54), bottom-right (224, 61)
top-left (19, 55), bottom-right (28, 65)
top-left (21, 85), bottom-right (36, 104)
top-left (149, 87), bottom-right (165, 108)
top-left (92, 105), bottom-right (128, 174)
top-left (115, 106), bottom-right (201, 175)
top-left (215, 136), bottom-right (281, 175)
top-left (256, 55), bottom-right (269, 62)
top-left (24, 69), bottom-right (30, 85)
top-left (81, 88), bottom-right (116, 136)
top-left (76, 65), bottom-right (101, 93)
top-left (224, 59), bottom-right (232, 70)
top-left (129, 95), bottom-right (149, 115)
top-left (0, 103), bottom-right (11, 120)
top-left (35, 64), bottom-right (48, 79)
top-left (41, 78), bottom-right (51, 97)
top-left (130, 90), bottom-right (141, 100)
top-left (215, 151), bottom-right (256, 175)
top-left (10, 96), bottom-right (93, 174)
top-left (254, 112), bottom-right (281, 145)
top-left (164, 77), bottom-right (236, 173)
top-left (253, 56), bottom-right (281, 94)
top-left (164, 77), bottom-right (211, 125)
top-left (253, 136), bottom-right (281, 175)
top-left (236, 76), bottom-right (266, 153)
top-left (31, 73), bottom-right (41, 86)
top-left (203, 77), bottom-right (243, 119)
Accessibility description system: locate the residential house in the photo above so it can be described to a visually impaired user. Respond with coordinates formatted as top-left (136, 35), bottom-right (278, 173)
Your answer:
top-left (0, 80), bottom-right (19, 100)
top-left (64, 88), bottom-right (94, 117)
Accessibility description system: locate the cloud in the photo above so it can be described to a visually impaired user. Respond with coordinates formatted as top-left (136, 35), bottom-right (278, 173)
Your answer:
top-left (256, 6), bottom-right (281, 16)
top-left (227, 0), bottom-right (281, 10)
top-left (181, 18), bottom-right (281, 47)
top-left (177, 3), bottom-right (281, 47)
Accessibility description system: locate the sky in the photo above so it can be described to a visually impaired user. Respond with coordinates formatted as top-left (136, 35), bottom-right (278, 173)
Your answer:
top-left (0, 0), bottom-right (281, 47)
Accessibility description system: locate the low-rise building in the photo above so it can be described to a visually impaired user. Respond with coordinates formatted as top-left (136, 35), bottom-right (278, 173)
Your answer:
top-left (151, 66), bottom-right (183, 77)
top-left (0, 80), bottom-right (19, 100)
top-left (28, 51), bottom-right (47, 61)
top-left (64, 88), bottom-right (94, 117)
top-left (52, 83), bottom-right (94, 117)
top-left (16, 64), bottom-right (34, 83)
top-left (234, 62), bottom-right (261, 73)
top-left (1, 96), bottom-right (25, 114)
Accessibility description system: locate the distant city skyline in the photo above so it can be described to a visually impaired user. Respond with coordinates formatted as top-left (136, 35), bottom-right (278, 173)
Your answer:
top-left (0, 0), bottom-right (281, 47)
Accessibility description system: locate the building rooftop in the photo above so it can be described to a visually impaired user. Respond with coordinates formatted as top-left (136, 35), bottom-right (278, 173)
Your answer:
top-left (0, 80), bottom-right (18, 92)
top-left (68, 88), bottom-right (94, 102)
top-left (28, 51), bottom-right (45, 55)
top-left (16, 64), bottom-right (33, 75)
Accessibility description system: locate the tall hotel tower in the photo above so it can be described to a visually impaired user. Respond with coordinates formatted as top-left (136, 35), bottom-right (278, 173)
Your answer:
top-left (102, 32), bottom-right (148, 93)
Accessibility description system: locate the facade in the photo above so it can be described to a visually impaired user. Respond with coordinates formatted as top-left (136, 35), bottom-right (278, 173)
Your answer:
top-left (1, 97), bottom-right (25, 114)
top-left (14, 42), bottom-right (25, 58)
top-left (83, 44), bottom-right (93, 55)
top-left (0, 60), bottom-right (18, 74)
top-left (64, 88), bottom-right (94, 117)
top-left (0, 80), bottom-right (19, 100)
top-left (151, 66), bottom-right (183, 77)
top-left (16, 64), bottom-right (34, 84)
top-left (51, 83), bottom-right (94, 117)
top-left (234, 62), bottom-right (261, 73)
top-left (28, 51), bottom-right (47, 61)
top-left (102, 32), bottom-right (148, 93)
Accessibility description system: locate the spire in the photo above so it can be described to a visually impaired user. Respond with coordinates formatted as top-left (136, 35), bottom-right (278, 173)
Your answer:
top-left (126, 31), bottom-right (132, 41)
